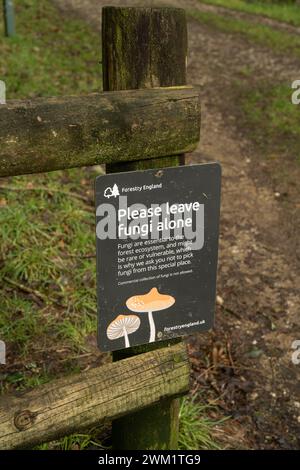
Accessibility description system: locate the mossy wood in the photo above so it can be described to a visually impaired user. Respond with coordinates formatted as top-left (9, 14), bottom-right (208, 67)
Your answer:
top-left (102, 6), bottom-right (187, 91)
top-left (0, 343), bottom-right (189, 450)
top-left (0, 87), bottom-right (200, 177)
top-left (102, 6), bottom-right (193, 450)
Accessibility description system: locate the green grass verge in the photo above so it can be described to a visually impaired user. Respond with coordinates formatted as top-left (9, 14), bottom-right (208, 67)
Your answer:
top-left (179, 396), bottom-right (226, 450)
top-left (0, 0), bottom-right (101, 98)
top-left (198, 0), bottom-right (300, 27)
top-left (236, 80), bottom-right (300, 164)
top-left (0, 168), bottom-right (103, 394)
top-left (0, 0), bottom-right (103, 398)
top-left (188, 8), bottom-right (300, 58)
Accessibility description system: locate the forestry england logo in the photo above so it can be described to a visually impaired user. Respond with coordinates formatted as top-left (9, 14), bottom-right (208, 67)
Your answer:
top-left (0, 80), bottom-right (6, 104)
top-left (291, 340), bottom-right (300, 365)
top-left (291, 80), bottom-right (300, 105)
top-left (104, 184), bottom-right (120, 199)
top-left (0, 340), bottom-right (6, 365)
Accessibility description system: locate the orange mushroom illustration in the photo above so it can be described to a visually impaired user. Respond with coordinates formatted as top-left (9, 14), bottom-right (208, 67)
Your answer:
top-left (126, 287), bottom-right (175, 343)
top-left (106, 314), bottom-right (140, 348)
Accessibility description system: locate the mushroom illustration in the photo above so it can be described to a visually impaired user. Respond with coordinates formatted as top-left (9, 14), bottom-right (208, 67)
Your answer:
top-left (106, 314), bottom-right (140, 348)
top-left (126, 287), bottom-right (175, 343)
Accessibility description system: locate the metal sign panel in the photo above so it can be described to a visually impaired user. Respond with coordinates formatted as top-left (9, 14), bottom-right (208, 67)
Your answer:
top-left (95, 163), bottom-right (221, 351)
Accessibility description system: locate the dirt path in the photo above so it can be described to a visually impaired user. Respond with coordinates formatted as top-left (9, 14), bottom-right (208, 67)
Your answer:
top-left (53, 0), bottom-right (300, 35)
top-left (183, 0), bottom-right (300, 35)
top-left (52, 0), bottom-right (300, 449)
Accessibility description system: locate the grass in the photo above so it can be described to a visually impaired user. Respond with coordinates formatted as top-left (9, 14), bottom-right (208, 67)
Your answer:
top-left (35, 430), bottom-right (108, 450)
top-left (188, 8), bottom-right (300, 58)
top-left (0, 169), bottom-right (104, 394)
top-left (0, 0), bottom-right (103, 398)
top-left (240, 82), bottom-right (300, 154)
top-left (198, 0), bottom-right (300, 27)
top-left (179, 396), bottom-right (226, 450)
top-left (0, 0), bottom-right (101, 99)
top-left (229, 77), bottom-right (300, 174)
top-left (3, 365), bottom-right (52, 392)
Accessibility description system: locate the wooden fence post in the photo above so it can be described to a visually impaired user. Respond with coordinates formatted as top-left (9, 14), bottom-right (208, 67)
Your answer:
top-left (3, 0), bottom-right (15, 37)
top-left (102, 6), bottom-right (189, 450)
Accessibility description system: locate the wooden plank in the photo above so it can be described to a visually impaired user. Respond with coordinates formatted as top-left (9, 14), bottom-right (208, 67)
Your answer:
top-left (0, 87), bottom-right (200, 177)
top-left (102, 6), bottom-right (191, 450)
top-left (0, 342), bottom-right (189, 450)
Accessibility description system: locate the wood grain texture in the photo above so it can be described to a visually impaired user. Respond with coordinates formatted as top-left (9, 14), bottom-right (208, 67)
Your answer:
top-left (102, 6), bottom-right (187, 91)
top-left (0, 342), bottom-right (189, 450)
top-left (103, 5), bottom-right (189, 173)
top-left (0, 87), bottom-right (200, 177)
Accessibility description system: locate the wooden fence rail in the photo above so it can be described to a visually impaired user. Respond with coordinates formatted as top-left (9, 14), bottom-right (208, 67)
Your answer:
top-left (0, 87), bottom-right (200, 177)
top-left (0, 343), bottom-right (189, 450)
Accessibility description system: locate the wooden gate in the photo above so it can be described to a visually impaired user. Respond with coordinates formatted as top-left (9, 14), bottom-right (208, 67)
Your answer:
top-left (0, 6), bottom-right (200, 450)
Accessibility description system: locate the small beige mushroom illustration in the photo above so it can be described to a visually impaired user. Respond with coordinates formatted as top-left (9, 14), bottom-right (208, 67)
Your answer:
top-left (126, 287), bottom-right (175, 343)
top-left (106, 314), bottom-right (140, 348)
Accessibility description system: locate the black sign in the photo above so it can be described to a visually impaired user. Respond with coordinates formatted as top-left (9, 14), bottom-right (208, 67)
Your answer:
top-left (95, 163), bottom-right (221, 352)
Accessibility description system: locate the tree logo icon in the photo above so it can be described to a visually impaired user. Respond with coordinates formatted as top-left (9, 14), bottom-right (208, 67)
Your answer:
top-left (104, 184), bottom-right (120, 198)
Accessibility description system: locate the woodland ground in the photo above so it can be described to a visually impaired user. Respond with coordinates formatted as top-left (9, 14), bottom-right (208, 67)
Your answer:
top-left (0, 0), bottom-right (299, 449)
